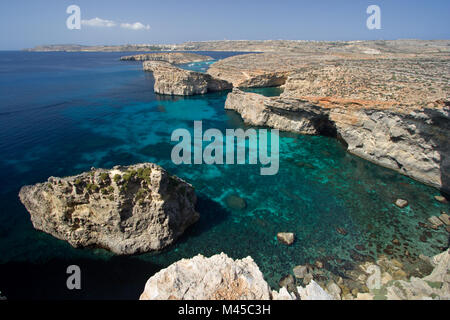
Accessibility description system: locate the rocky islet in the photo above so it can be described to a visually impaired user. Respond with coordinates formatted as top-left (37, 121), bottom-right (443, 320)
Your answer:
top-left (19, 163), bottom-right (199, 255)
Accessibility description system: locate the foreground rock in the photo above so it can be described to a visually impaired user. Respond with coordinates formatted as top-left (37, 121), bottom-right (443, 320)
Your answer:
top-left (140, 253), bottom-right (271, 300)
top-left (144, 61), bottom-right (232, 95)
top-left (139, 250), bottom-right (449, 300)
top-left (120, 52), bottom-right (212, 64)
top-left (19, 163), bottom-right (199, 255)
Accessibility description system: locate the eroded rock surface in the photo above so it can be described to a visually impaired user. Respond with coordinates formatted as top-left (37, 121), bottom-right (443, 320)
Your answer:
top-left (207, 53), bottom-right (293, 88)
top-left (143, 61), bottom-right (232, 95)
top-left (19, 163), bottom-right (199, 255)
top-left (140, 253), bottom-right (271, 300)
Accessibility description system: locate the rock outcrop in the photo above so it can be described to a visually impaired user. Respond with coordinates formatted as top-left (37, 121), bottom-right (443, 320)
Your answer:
top-left (19, 163), bottom-right (199, 255)
top-left (225, 88), bottom-right (450, 192)
top-left (225, 88), bottom-right (335, 135)
top-left (143, 61), bottom-right (232, 95)
top-left (140, 253), bottom-right (272, 300)
top-left (207, 53), bottom-right (294, 88)
top-left (120, 52), bottom-right (212, 64)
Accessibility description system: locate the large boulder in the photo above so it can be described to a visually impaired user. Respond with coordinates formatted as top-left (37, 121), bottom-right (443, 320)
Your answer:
top-left (19, 163), bottom-right (199, 255)
top-left (140, 253), bottom-right (272, 300)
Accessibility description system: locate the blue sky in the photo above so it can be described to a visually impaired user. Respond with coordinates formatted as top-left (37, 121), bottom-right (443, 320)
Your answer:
top-left (0, 0), bottom-right (449, 50)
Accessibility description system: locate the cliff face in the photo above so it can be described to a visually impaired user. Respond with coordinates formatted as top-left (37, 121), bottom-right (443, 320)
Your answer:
top-left (143, 61), bottom-right (232, 95)
top-left (225, 89), bottom-right (333, 135)
top-left (331, 107), bottom-right (449, 192)
top-left (120, 52), bottom-right (213, 64)
top-left (18, 163), bottom-right (199, 255)
top-left (225, 89), bottom-right (450, 192)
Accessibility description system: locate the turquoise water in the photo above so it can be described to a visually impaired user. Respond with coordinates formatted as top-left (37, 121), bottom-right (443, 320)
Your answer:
top-left (178, 59), bottom-right (218, 73)
top-left (0, 52), bottom-right (448, 299)
top-left (243, 86), bottom-right (284, 96)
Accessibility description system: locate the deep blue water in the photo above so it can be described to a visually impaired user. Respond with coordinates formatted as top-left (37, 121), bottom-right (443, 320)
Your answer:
top-left (0, 51), bottom-right (448, 299)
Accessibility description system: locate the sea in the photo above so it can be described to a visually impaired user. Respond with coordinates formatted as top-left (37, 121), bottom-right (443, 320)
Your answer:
top-left (0, 51), bottom-right (448, 299)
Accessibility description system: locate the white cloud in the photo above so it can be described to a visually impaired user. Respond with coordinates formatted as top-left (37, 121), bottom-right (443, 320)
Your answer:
top-left (120, 22), bottom-right (151, 31)
top-left (80, 17), bottom-right (150, 31)
top-left (81, 17), bottom-right (117, 28)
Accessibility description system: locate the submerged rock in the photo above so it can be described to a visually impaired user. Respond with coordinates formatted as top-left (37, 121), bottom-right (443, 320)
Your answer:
top-left (438, 213), bottom-right (450, 226)
top-left (140, 253), bottom-right (271, 300)
top-left (19, 163), bottom-right (199, 255)
top-left (336, 227), bottom-right (348, 236)
top-left (428, 216), bottom-right (444, 228)
top-left (224, 194), bottom-right (247, 210)
top-left (395, 199), bottom-right (409, 208)
top-left (293, 265), bottom-right (308, 279)
top-left (434, 195), bottom-right (448, 204)
top-left (277, 232), bottom-right (295, 245)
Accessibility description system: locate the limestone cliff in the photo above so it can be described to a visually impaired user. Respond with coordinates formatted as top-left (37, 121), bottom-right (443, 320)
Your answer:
top-left (225, 87), bottom-right (450, 193)
top-left (143, 61), bottom-right (232, 96)
top-left (120, 52), bottom-right (212, 64)
top-left (19, 163), bottom-right (199, 255)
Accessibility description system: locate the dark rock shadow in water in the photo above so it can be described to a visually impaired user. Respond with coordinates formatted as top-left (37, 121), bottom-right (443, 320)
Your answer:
top-left (174, 193), bottom-right (230, 243)
top-left (0, 255), bottom-right (162, 300)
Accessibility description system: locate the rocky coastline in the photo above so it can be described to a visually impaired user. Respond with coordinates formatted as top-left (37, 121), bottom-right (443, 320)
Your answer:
top-left (120, 52), bottom-right (213, 64)
top-left (216, 52), bottom-right (450, 193)
top-left (225, 88), bottom-right (450, 193)
top-left (120, 46), bottom-right (450, 192)
top-left (143, 60), bottom-right (232, 95)
top-left (19, 163), bottom-right (199, 255)
top-left (139, 250), bottom-right (449, 300)
top-left (15, 40), bottom-right (449, 300)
